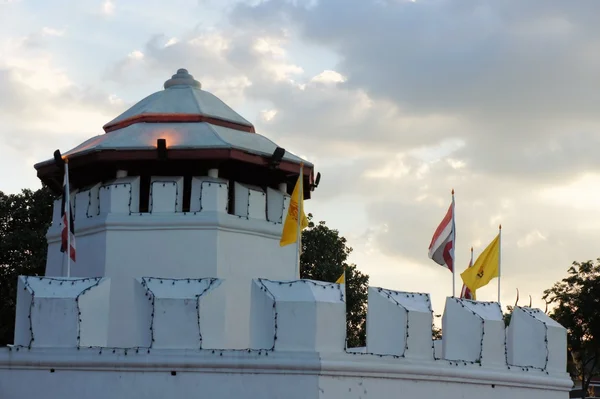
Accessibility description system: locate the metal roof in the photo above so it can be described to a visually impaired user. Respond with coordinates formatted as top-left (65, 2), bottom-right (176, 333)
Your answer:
top-left (55, 122), bottom-right (309, 166)
top-left (103, 69), bottom-right (254, 131)
top-left (35, 68), bottom-right (312, 169)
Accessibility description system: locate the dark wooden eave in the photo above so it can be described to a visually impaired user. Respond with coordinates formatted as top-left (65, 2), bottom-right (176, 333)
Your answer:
top-left (35, 147), bottom-right (314, 198)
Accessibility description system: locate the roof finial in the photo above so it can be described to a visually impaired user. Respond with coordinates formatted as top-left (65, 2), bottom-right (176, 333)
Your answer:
top-left (164, 68), bottom-right (201, 89)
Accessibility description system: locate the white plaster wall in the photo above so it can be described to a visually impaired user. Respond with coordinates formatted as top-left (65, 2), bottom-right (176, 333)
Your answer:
top-left (366, 288), bottom-right (433, 359)
top-left (135, 277), bottom-right (220, 349)
top-left (14, 277), bottom-right (109, 348)
top-left (251, 279), bottom-right (346, 353)
top-left (150, 177), bottom-right (183, 213)
top-left (507, 307), bottom-right (567, 373)
top-left (442, 298), bottom-right (505, 365)
top-left (0, 349), bottom-right (572, 399)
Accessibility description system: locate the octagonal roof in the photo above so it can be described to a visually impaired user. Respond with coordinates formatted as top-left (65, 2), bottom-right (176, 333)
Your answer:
top-left (102, 69), bottom-right (255, 133)
top-left (34, 68), bottom-right (314, 194)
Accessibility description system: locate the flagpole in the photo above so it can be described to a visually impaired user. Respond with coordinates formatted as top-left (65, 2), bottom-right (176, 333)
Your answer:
top-left (498, 224), bottom-right (502, 303)
top-left (65, 158), bottom-right (71, 278)
top-left (469, 246), bottom-right (474, 300)
top-left (296, 163), bottom-right (304, 279)
top-left (451, 189), bottom-right (456, 297)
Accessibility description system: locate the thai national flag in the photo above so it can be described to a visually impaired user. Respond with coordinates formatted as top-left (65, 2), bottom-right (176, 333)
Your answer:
top-left (428, 198), bottom-right (455, 272)
top-left (60, 163), bottom-right (76, 262)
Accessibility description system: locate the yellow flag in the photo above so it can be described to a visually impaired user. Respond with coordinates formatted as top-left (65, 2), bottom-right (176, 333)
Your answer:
top-left (460, 234), bottom-right (500, 292)
top-left (335, 272), bottom-right (345, 284)
top-left (279, 174), bottom-right (308, 246)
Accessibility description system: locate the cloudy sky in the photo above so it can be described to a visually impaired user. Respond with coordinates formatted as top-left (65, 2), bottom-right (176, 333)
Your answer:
top-left (2, 0), bottom-right (599, 316)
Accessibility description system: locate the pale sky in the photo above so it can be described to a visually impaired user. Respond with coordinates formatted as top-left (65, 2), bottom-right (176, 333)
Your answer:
top-left (2, 0), bottom-right (599, 317)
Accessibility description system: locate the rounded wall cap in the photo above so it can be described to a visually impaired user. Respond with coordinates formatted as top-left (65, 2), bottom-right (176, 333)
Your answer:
top-left (164, 68), bottom-right (201, 89)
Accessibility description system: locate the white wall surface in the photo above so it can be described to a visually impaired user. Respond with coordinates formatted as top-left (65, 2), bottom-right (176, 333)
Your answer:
top-left (366, 287), bottom-right (434, 359)
top-left (0, 349), bottom-right (572, 399)
top-left (250, 279), bottom-right (346, 352)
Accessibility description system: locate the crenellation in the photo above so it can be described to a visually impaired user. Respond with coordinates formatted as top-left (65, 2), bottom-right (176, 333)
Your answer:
top-left (266, 187), bottom-right (288, 223)
top-left (190, 177), bottom-right (228, 213)
top-left (250, 279), bottom-right (346, 352)
top-left (11, 277), bottom-right (570, 373)
top-left (14, 276), bottom-right (109, 348)
top-left (366, 287), bottom-right (434, 359)
top-left (233, 182), bottom-right (267, 220)
top-left (99, 176), bottom-right (140, 214)
top-left (57, 176), bottom-right (289, 222)
top-left (136, 277), bottom-right (221, 349)
top-left (442, 298), bottom-right (505, 366)
top-left (507, 306), bottom-right (567, 373)
top-left (149, 176), bottom-right (184, 213)
top-left (75, 183), bottom-right (101, 221)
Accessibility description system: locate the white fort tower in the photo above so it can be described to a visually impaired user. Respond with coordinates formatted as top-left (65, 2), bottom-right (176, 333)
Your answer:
top-left (0, 69), bottom-right (572, 398)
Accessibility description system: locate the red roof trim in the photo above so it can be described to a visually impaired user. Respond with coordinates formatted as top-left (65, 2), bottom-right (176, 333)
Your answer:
top-left (103, 113), bottom-right (256, 134)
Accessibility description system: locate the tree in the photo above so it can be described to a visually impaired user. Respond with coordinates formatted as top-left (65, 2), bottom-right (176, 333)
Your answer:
top-left (0, 186), bottom-right (55, 345)
top-left (301, 214), bottom-right (369, 348)
top-left (543, 260), bottom-right (600, 398)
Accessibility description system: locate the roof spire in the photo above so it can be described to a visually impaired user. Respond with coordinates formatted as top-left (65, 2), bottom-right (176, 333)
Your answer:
top-left (164, 68), bottom-right (201, 89)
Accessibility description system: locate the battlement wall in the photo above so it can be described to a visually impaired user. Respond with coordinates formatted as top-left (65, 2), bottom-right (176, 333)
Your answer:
top-left (12, 276), bottom-right (567, 377)
top-left (51, 175), bottom-right (290, 226)
top-left (4, 275), bottom-right (572, 398)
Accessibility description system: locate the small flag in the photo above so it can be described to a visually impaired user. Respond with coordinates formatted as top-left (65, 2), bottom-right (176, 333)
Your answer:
top-left (280, 172), bottom-right (308, 247)
top-left (60, 163), bottom-right (76, 262)
top-left (428, 197), bottom-right (455, 272)
top-left (335, 271), bottom-right (345, 284)
top-left (461, 234), bottom-right (500, 292)
top-left (460, 247), bottom-right (476, 300)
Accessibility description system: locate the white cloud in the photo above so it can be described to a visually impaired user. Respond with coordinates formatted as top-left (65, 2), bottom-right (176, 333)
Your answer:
top-left (261, 108), bottom-right (278, 122)
top-left (102, 0), bottom-right (115, 15)
top-left (517, 230), bottom-right (547, 248)
top-left (164, 37), bottom-right (178, 47)
top-left (128, 50), bottom-right (144, 60)
top-left (310, 70), bottom-right (345, 84)
top-left (41, 27), bottom-right (66, 37)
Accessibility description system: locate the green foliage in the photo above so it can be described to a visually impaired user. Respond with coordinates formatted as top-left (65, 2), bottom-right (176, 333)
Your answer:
top-left (0, 186), bottom-right (55, 345)
top-left (301, 214), bottom-right (369, 348)
top-left (543, 260), bottom-right (600, 398)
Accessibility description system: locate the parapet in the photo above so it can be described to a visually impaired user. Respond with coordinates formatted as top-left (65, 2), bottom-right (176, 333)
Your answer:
top-left (53, 174), bottom-right (290, 228)
top-left (14, 276), bottom-right (110, 348)
top-left (366, 287), bottom-right (433, 359)
top-left (442, 297), bottom-right (505, 366)
top-left (250, 278), bottom-right (346, 352)
top-left (135, 277), bottom-right (221, 349)
top-left (149, 177), bottom-right (183, 213)
top-left (9, 276), bottom-right (568, 378)
top-left (100, 176), bottom-right (141, 214)
top-left (507, 306), bottom-right (567, 373)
